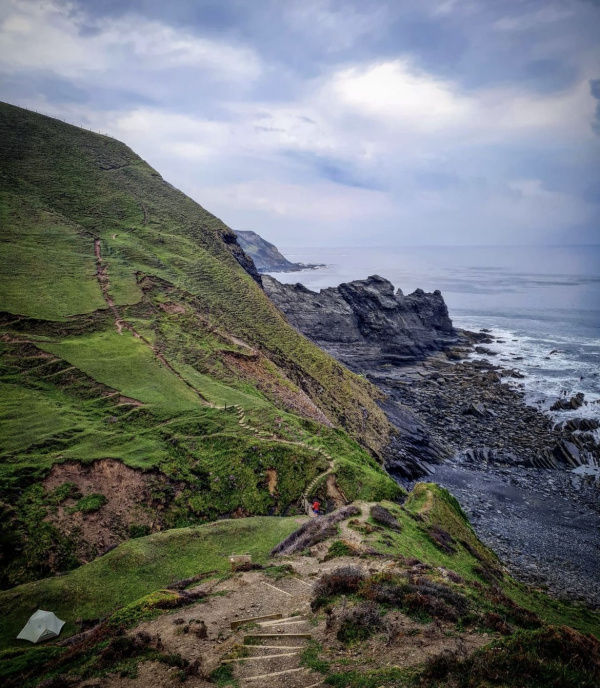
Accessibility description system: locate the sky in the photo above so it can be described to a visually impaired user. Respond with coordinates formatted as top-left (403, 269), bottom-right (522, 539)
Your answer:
top-left (0, 0), bottom-right (599, 247)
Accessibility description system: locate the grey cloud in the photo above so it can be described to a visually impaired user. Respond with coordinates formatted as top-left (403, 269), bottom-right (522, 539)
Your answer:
top-left (2, 0), bottom-right (597, 246)
top-left (591, 79), bottom-right (600, 135)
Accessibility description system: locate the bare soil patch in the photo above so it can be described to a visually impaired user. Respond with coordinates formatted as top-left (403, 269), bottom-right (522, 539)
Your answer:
top-left (43, 459), bottom-right (171, 561)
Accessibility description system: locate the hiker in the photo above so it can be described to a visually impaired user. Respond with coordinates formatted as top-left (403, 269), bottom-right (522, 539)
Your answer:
top-left (312, 499), bottom-right (321, 516)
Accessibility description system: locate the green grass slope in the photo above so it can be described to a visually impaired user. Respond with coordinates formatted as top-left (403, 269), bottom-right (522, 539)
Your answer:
top-left (0, 515), bottom-right (304, 650)
top-left (0, 101), bottom-right (400, 585)
top-left (1, 484), bottom-right (596, 662)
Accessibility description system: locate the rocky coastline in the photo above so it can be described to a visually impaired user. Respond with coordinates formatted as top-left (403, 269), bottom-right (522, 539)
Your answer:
top-left (386, 352), bottom-right (600, 607)
top-left (263, 273), bottom-right (600, 607)
top-left (263, 274), bottom-right (457, 368)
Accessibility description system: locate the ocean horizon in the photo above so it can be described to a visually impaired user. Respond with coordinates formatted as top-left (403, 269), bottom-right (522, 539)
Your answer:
top-left (270, 244), bottom-right (600, 427)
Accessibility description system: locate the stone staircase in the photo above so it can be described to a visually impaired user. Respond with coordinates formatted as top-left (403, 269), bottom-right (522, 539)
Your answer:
top-left (225, 615), bottom-right (320, 687)
top-left (219, 577), bottom-right (323, 687)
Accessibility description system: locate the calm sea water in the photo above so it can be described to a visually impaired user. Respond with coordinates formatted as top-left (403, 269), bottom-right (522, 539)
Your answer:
top-left (270, 245), bottom-right (600, 423)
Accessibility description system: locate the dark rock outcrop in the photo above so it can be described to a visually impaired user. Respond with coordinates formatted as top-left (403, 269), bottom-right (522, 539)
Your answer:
top-left (550, 392), bottom-right (585, 411)
top-left (235, 230), bottom-right (323, 273)
top-left (263, 274), bottom-right (457, 371)
top-left (378, 397), bottom-right (451, 481)
top-left (222, 230), bottom-right (263, 285)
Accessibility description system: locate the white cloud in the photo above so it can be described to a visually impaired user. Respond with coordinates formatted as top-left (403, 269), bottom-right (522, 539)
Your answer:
top-left (320, 58), bottom-right (595, 140)
top-left (328, 60), bottom-right (473, 132)
top-left (0, 0), bottom-right (261, 82)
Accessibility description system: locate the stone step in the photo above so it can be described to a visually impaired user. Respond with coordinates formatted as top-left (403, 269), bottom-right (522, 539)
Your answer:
top-left (259, 616), bottom-right (307, 626)
top-left (231, 613), bottom-right (283, 629)
top-left (238, 667), bottom-right (307, 683)
top-left (243, 633), bottom-right (312, 642)
top-left (222, 651), bottom-right (299, 664)
top-left (258, 621), bottom-right (310, 632)
top-left (244, 645), bottom-right (307, 652)
top-left (244, 636), bottom-right (310, 649)
top-left (234, 653), bottom-right (301, 679)
top-left (261, 581), bottom-right (294, 597)
top-left (263, 577), bottom-right (313, 596)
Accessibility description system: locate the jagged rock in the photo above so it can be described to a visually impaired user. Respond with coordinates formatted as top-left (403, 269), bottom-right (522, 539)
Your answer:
top-left (464, 402), bottom-right (487, 418)
top-left (222, 231), bottom-right (263, 285)
top-left (378, 398), bottom-right (451, 480)
top-left (445, 347), bottom-right (469, 360)
top-left (550, 393), bottom-right (585, 411)
top-left (502, 368), bottom-right (525, 379)
top-left (551, 440), bottom-right (583, 467)
top-left (263, 274), bottom-right (457, 371)
top-left (475, 346), bottom-right (497, 356)
top-left (559, 418), bottom-right (599, 433)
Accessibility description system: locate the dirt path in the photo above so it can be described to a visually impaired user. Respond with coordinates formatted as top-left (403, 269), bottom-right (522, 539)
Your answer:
top-left (93, 238), bottom-right (214, 403)
top-left (92, 239), bottom-right (349, 504)
top-left (94, 239), bottom-right (125, 335)
top-left (81, 548), bottom-right (491, 688)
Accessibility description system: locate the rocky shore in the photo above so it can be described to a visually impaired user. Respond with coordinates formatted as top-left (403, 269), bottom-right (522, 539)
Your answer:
top-left (375, 347), bottom-right (600, 608)
top-left (431, 463), bottom-right (600, 607)
top-left (263, 274), bottom-right (457, 368)
top-left (263, 273), bottom-right (600, 608)
top-left (374, 350), bottom-right (600, 472)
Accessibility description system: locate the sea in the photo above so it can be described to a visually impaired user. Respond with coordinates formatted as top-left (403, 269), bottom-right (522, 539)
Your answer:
top-left (270, 245), bottom-right (600, 428)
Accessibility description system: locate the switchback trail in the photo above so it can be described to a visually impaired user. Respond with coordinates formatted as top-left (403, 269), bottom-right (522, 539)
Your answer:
top-left (93, 238), bottom-right (342, 502)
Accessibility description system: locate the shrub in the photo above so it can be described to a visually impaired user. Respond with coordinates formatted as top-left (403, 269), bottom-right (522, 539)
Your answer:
top-left (473, 563), bottom-right (503, 583)
top-left (271, 505), bottom-right (360, 556)
top-left (312, 565), bottom-right (366, 609)
top-left (336, 602), bottom-right (382, 643)
top-left (38, 676), bottom-right (73, 688)
top-left (370, 504), bottom-right (400, 531)
top-left (421, 626), bottom-right (600, 688)
top-left (360, 572), bottom-right (470, 623)
top-left (325, 540), bottom-right (356, 560)
top-left (486, 589), bottom-right (543, 630)
top-left (427, 525), bottom-right (456, 554)
top-left (484, 611), bottom-right (513, 635)
top-left (46, 483), bottom-right (81, 506)
top-left (128, 524), bottom-right (151, 539)
top-left (96, 632), bottom-right (153, 667)
top-left (68, 493), bottom-right (107, 514)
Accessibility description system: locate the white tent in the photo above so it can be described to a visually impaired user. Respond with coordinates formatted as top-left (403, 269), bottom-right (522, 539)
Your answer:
top-left (17, 610), bottom-right (65, 643)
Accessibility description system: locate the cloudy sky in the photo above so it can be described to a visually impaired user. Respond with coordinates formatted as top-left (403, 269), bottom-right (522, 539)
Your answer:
top-left (1, 0), bottom-right (599, 246)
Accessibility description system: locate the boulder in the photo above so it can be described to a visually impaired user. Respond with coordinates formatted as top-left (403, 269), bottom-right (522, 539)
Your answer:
top-left (550, 393), bottom-right (585, 411)
top-left (464, 402), bottom-right (487, 418)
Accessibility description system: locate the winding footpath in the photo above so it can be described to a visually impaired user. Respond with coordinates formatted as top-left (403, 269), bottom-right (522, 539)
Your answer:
top-left (93, 237), bottom-right (343, 509)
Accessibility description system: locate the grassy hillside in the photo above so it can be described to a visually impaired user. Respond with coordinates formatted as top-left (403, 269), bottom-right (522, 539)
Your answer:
top-left (1, 484), bottom-right (597, 688)
top-left (0, 101), bottom-right (401, 586)
top-left (0, 515), bottom-right (304, 650)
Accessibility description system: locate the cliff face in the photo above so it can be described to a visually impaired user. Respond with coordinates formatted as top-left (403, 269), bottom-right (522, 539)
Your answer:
top-left (235, 230), bottom-right (302, 272)
top-left (263, 274), bottom-right (457, 371)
